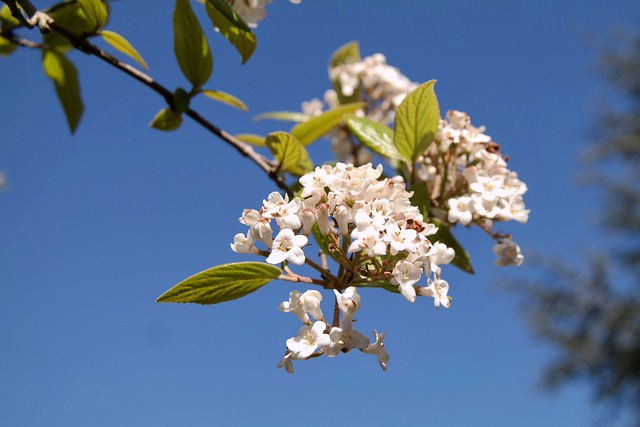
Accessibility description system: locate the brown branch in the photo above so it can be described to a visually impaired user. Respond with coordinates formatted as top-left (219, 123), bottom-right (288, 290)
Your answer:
top-left (8, 9), bottom-right (293, 196)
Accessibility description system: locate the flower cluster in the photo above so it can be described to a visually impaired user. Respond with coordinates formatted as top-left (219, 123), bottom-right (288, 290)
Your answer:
top-left (228, 0), bottom-right (302, 28)
top-left (416, 110), bottom-right (529, 266)
top-left (231, 162), bottom-right (455, 305)
top-left (277, 287), bottom-right (389, 373)
top-left (302, 54), bottom-right (418, 163)
top-left (231, 162), bottom-right (458, 372)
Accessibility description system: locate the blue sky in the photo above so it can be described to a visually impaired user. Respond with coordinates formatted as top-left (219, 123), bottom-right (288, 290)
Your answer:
top-left (1, 1), bottom-right (637, 426)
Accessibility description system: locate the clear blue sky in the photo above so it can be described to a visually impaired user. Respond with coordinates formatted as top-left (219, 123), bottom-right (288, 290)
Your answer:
top-left (1, 1), bottom-right (636, 426)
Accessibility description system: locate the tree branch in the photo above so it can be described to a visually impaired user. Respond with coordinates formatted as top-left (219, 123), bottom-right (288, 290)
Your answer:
top-left (6, 7), bottom-right (293, 196)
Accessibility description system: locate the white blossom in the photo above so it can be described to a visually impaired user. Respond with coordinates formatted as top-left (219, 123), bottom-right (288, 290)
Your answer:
top-left (286, 321), bottom-right (330, 358)
top-left (493, 238), bottom-right (524, 266)
top-left (266, 229), bottom-right (307, 265)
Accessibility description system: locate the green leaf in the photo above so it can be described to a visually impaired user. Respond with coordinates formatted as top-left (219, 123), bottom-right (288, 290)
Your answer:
top-left (409, 182), bottom-right (430, 219)
top-left (346, 116), bottom-right (404, 161)
top-left (355, 279), bottom-right (400, 294)
top-left (48, 0), bottom-right (95, 35)
top-left (329, 40), bottom-right (360, 69)
top-left (156, 262), bottom-right (281, 304)
top-left (328, 41), bottom-right (361, 105)
top-left (254, 111), bottom-right (310, 123)
top-left (42, 50), bottom-right (83, 133)
top-left (77, 0), bottom-right (108, 31)
top-left (173, 88), bottom-right (190, 113)
top-left (99, 30), bottom-right (148, 70)
top-left (199, 89), bottom-right (247, 111)
top-left (204, 0), bottom-right (256, 64)
top-left (235, 133), bottom-right (266, 146)
top-left (311, 223), bottom-right (340, 262)
top-left (174, 0), bottom-right (213, 88)
top-left (393, 80), bottom-right (440, 163)
top-left (266, 131), bottom-right (313, 176)
top-left (149, 108), bottom-right (182, 131)
top-left (0, 4), bottom-right (20, 31)
top-left (431, 218), bottom-right (474, 274)
top-left (290, 102), bottom-right (365, 145)
top-left (0, 35), bottom-right (16, 57)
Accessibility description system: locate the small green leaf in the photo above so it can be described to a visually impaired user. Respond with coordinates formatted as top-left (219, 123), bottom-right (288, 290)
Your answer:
top-left (409, 183), bottom-right (430, 219)
top-left (199, 89), bottom-right (247, 111)
top-left (329, 40), bottom-right (360, 69)
top-left (42, 50), bottom-right (83, 133)
top-left (346, 116), bottom-right (404, 161)
top-left (157, 262), bottom-right (281, 304)
top-left (290, 102), bottom-right (365, 145)
top-left (393, 80), bottom-right (440, 163)
top-left (77, 0), bottom-right (108, 31)
top-left (266, 131), bottom-right (313, 176)
top-left (173, 88), bottom-right (190, 113)
top-left (355, 279), bottom-right (400, 294)
top-left (431, 218), bottom-right (474, 274)
top-left (99, 30), bottom-right (149, 70)
top-left (0, 4), bottom-right (20, 31)
top-left (311, 223), bottom-right (340, 263)
top-left (150, 108), bottom-right (182, 131)
top-left (204, 0), bottom-right (256, 64)
top-left (235, 133), bottom-right (266, 146)
top-left (48, 0), bottom-right (95, 35)
top-left (254, 111), bottom-right (311, 123)
top-left (328, 41), bottom-right (361, 105)
top-left (0, 35), bottom-right (16, 57)
top-left (174, 0), bottom-right (213, 88)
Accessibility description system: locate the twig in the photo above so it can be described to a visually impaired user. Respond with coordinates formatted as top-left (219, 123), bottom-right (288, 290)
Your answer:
top-left (6, 8), bottom-right (293, 196)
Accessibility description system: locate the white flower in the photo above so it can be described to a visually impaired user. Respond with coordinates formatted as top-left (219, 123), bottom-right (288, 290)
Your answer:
top-left (278, 289), bottom-right (324, 323)
top-left (391, 260), bottom-right (421, 302)
top-left (360, 330), bottom-right (390, 371)
top-left (383, 222), bottom-right (417, 255)
top-left (278, 290), bottom-right (310, 324)
top-left (230, 232), bottom-right (260, 255)
top-left (447, 196), bottom-right (474, 225)
top-left (493, 238), bottom-right (524, 266)
top-left (286, 321), bottom-right (330, 358)
top-left (277, 351), bottom-right (295, 374)
top-left (299, 290), bottom-right (324, 321)
top-left (347, 226), bottom-right (387, 257)
top-left (266, 229), bottom-right (307, 265)
top-left (429, 242), bottom-right (455, 266)
top-left (333, 286), bottom-right (361, 317)
top-left (418, 276), bottom-right (451, 308)
top-left (325, 327), bottom-right (344, 357)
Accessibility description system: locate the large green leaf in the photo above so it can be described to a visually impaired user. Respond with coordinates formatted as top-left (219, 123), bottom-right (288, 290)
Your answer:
top-left (431, 218), bottom-right (474, 274)
top-left (99, 30), bottom-right (148, 70)
top-left (149, 108), bottom-right (182, 131)
top-left (204, 0), bottom-right (256, 64)
top-left (393, 80), bottom-right (440, 163)
top-left (328, 41), bottom-right (361, 105)
top-left (266, 131), bottom-right (313, 176)
top-left (42, 50), bottom-right (83, 133)
top-left (157, 262), bottom-right (282, 304)
top-left (346, 116), bottom-right (404, 161)
top-left (290, 102), bottom-right (365, 145)
top-left (174, 0), bottom-right (213, 88)
top-left (77, 0), bottom-right (108, 31)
